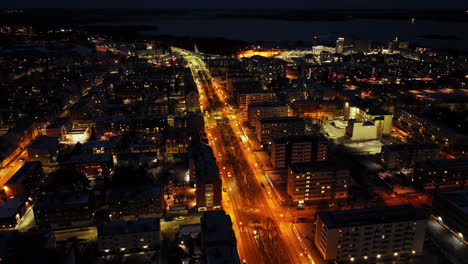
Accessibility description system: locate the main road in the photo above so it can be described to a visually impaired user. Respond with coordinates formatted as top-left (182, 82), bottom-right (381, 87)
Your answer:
top-left (172, 47), bottom-right (312, 264)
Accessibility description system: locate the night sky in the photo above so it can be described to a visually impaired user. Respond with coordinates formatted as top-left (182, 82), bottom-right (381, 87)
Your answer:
top-left (2, 0), bottom-right (467, 9)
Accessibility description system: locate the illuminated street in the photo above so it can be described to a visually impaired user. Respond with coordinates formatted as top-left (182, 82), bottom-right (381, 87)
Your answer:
top-left (2, 7), bottom-right (468, 264)
top-left (0, 150), bottom-right (28, 188)
top-left (173, 47), bottom-right (311, 264)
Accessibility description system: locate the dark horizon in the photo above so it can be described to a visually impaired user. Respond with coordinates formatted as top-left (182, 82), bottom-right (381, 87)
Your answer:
top-left (2, 0), bottom-right (468, 9)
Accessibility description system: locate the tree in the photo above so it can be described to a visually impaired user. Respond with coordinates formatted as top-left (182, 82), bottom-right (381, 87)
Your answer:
top-left (110, 165), bottom-right (150, 187)
top-left (90, 126), bottom-right (97, 141)
top-left (40, 167), bottom-right (90, 192)
top-left (71, 141), bottom-right (82, 156)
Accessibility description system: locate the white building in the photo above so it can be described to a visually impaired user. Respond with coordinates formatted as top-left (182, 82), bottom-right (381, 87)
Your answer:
top-left (315, 205), bottom-right (427, 263)
top-left (345, 119), bottom-right (378, 141)
top-left (344, 103), bottom-right (393, 140)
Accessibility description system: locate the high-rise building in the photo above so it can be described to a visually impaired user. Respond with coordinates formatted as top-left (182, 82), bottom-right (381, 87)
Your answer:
top-left (201, 210), bottom-right (240, 264)
top-left (247, 101), bottom-right (288, 127)
top-left (188, 143), bottom-right (222, 212)
top-left (336, 38), bottom-right (345, 54)
top-left (271, 135), bottom-right (328, 169)
top-left (256, 116), bottom-right (305, 147)
top-left (315, 205), bottom-right (427, 262)
top-left (287, 161), bottom-right (349, 204)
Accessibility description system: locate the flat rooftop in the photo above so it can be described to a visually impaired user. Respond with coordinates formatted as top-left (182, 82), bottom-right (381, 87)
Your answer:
top-left (188, 143), bottom-right (220, 182)
top-left (416, 158), bottom-right (468, 170)
top-left (437, 190), bottom-right (468, 215)
top-left (6, 161), bottom-right (42, 185)
top-left (273, 135), bottom-right (327, 144)
top-left (46, 117), bottom-right (70, 129)
top-left (0, 197), bottom-right (24, 218)
top-left (99, 218), bottom-right (160, 236)
top-left (35, 191), bottom-right (91, 208)
top-left (318, 204), bottom-right (427, 229)
top-left (290, 160), bottom-right (348, 174)
top-left (259, 116), bottom-right (304, 124)
top-left (28, 136), bottom-right (59, 150)
top-left (70, 153), bottom-right (112, 164)
top-left (248, 101), bottom-right (287, 108)
top-left (105, 186), bottom-right (161, 202)
top-left (201, 210), bottom-right (235, 246)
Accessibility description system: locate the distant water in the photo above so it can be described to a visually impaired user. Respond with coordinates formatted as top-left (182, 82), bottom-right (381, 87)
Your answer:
top-left (100, 17), bottom-right (468, 50)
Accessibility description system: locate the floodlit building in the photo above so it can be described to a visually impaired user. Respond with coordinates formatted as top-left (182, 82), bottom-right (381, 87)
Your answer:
top-left (414, 159), bottom-right (468, 190)
top-left (345, 119), bottom-right (378, 141)
top-left (315, 205), bottom-right (427, 263)
top-left (287, 161), bottom-right (349, 204)
top-left (247, 101), bottom-right (288, 127)
top-left (344, 103), bottom-right (393, 140)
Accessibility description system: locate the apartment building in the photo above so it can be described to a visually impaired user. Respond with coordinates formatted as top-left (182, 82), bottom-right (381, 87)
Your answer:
top-left (381, 143), bottom-right (440, 170)
top-left (315, 205), bottom-right (427, 263)
top-left (414, 159), bottom-right (468, 190)
top-left (287, 161), bottom-right (349, 204)
top-left (247, 101), bottom-right (288, 127)
top-left (104, 186), bottom-right (163, 221)
top-left (396, 109), bottom-right (468, 148)
top-left (432, 190), bottom-right (468, 240)
top-left (257, 116), bottom-right (305, 147)
top-left (271, 135), bottom-right (328, 169)
top-left (34, 191), bottom-right (94, 230)
top-left (188, 143), bottom-right (222, 212)
top-left (201, 210), bottom-right (240, 264)
top-left (237, 88), bottom-right (276, 112)
top-left (98, 218), bottom-right (161, 255)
